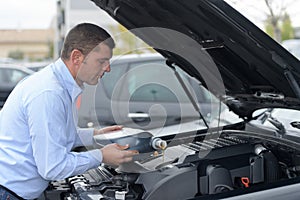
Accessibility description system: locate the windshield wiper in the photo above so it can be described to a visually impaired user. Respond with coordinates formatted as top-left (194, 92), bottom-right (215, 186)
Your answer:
top-left (264, 111), bottom-right (286, 137)
top-left (167, 62), bottom-right (209, 129)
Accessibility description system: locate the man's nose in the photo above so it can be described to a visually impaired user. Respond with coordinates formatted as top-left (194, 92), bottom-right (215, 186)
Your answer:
top-left (105, 64), bottom-right (111, 72)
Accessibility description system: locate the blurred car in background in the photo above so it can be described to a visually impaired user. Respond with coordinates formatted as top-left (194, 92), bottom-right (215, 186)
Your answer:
top-left (0, 57), bottom-right (16, 64)
top-left (0, 64), bottom-right (34, 108)
top-left (24, 61), bottom-right (50, 72)
top-left (282, 39), bottom-right (300, 60)
top-left (78, 54), bottom-right (216, 129)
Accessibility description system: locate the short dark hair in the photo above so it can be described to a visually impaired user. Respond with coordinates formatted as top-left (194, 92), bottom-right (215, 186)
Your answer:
top-left (61, 23), bottom-right (115, 60)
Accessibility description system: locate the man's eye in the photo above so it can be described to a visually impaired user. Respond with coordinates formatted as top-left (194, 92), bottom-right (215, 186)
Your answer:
top-left (98, 61), bottom-right (105, 65)
top-left (99, 60), bottom-right (108, 65)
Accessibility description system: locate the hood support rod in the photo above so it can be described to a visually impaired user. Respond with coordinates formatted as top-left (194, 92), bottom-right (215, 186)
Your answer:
top-left (284, 69), bottom-right (300, 99)
top-left (169, 63), bottom-right (209, 129)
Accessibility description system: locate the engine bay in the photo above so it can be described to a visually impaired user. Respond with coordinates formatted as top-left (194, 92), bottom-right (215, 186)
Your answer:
top-left (44, 129), bottom-right (300, 200)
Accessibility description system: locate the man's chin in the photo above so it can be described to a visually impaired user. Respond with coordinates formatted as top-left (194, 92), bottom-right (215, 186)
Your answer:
top-left (91, 79), bottom-right (100, 85)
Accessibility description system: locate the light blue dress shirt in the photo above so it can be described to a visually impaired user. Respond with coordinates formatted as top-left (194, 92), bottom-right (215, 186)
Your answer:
top-left (0, 58), bottom-right (102, 199)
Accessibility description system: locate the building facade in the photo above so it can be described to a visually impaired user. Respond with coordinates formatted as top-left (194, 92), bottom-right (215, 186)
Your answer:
top-left (0, 29), bottom-right (54, 61)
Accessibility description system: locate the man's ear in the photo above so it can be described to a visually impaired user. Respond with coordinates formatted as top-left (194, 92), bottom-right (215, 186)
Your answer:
top-left (70, 49), bottom-right (84, 66)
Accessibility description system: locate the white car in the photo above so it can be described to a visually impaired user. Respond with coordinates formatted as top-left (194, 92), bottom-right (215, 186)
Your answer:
top-left (282, 39), bottom-right (300, 60)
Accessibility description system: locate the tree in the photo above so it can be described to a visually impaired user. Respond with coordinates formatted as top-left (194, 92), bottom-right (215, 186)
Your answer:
top-left (47, 41), bottom-right (54, 59)
top-left (227, 0), bottom-right (296, 42)
top-left (264, 12), bottom-right (294, 42)
top-left (8, 49), bottom-right (24, 60)
top-left (264, 0), bottom-right (282, 42)
top-left (108, 24), bottom-right (155, 55)
top-left (281, 13), bottom-right (294, 41)
top-left (263, 0), bottom-right (295, 42)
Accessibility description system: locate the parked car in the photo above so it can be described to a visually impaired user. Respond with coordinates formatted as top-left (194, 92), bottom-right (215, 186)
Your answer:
top-left (24, 61), bottom-right (51, 72)
top-left (0, 64), bottom-right (34, 108)
top-left (0, 57), bottom-right (16, 64)
top-left (281, 39), bottom-right (300, 60)
top-left (45, 0), bottom-right (300, 200)
top-left (77, 53), bottom-right (217, 129)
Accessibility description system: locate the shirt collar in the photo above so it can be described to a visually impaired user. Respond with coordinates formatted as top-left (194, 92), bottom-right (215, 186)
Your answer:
top-left (52, 58), bottom-right (83, 102)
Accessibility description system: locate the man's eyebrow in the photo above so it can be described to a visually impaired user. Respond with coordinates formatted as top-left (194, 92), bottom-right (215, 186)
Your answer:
top-left (97, 58), bottom-right (111, 62)
top-left (98, 58), bottom-right (110, 61)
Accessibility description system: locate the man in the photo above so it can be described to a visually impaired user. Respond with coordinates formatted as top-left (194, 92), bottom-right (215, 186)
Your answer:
top-left (0, 23), bottom-right (138, 200)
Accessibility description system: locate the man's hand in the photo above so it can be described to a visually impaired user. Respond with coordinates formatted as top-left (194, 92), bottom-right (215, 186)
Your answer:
top-left (93, 125), bottom-right (123, 136)
top-left (100, 143), bottom-right (139, 166)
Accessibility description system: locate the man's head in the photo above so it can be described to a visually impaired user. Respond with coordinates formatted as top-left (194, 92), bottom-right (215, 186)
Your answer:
top-left (61, 23), bottom-right (115, 86)
top-left (61, 23), bottom-right (115, 60)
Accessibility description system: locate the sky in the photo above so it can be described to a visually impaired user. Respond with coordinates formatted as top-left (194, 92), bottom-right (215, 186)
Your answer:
top-left (0, 0), bottom-right (56, 29)
top-left (0, 0), bottom-right (299, 30)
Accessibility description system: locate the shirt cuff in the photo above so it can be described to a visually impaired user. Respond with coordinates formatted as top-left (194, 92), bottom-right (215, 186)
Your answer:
top-left (84, 149), bottom-right (103, 169)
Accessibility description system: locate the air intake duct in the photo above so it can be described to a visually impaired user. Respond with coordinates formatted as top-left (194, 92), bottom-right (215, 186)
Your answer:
top-left (255, 144), bottom-right (280, 183)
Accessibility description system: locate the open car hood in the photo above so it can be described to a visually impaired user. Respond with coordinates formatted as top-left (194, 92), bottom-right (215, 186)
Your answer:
top-left (91, 0), bottom-right (300, 119)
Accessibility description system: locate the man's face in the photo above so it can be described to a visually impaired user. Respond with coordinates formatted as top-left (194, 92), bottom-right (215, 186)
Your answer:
top-left (76, 43), bottom-right (112, 86)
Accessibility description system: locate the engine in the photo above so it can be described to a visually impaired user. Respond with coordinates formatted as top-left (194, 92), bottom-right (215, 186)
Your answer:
top-left (44, 133), bottom-right (300, 200)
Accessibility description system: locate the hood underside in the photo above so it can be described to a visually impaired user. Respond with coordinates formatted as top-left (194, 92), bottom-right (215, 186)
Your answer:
top-left (91, 0), bottom-right (300, 119)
